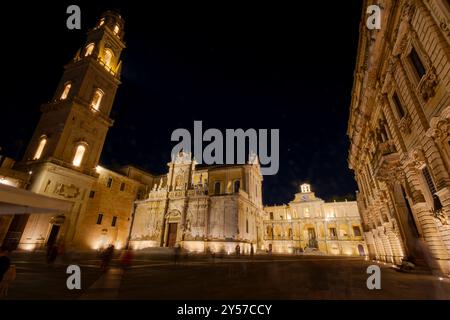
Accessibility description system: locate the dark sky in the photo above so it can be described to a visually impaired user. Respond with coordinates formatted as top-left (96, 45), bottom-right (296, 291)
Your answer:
top-left (0, 1), bottom-right (363, 205)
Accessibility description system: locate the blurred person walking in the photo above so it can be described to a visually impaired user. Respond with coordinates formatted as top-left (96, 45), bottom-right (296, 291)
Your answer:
top-left (100, 245), bottom-right (115, 272)
top-left (0, 246), bottom-right (11, 283)
top-left (0, 246), bottom-right (15, 298)
top-left (119, 249), bottom-right (134, 271)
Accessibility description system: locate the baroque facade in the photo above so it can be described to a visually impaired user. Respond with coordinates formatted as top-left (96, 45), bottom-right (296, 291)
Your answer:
top-left (263, 184), bottom-right (366, 256)
top-left (130, 151), bottom-right (264, 254)
top-left (348, 0), bottom-right (450, 274)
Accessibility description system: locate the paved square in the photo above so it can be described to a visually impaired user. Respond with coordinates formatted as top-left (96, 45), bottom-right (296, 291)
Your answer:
top-left (3, 252), bottom-right (450, 300)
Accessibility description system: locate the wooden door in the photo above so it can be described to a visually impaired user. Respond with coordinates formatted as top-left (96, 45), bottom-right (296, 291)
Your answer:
top-left (167, 223), bottom-right (178, 247)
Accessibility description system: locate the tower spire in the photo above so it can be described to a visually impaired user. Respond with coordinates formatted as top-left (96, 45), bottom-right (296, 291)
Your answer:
top-left (21, 11), bottom-right (126, 176)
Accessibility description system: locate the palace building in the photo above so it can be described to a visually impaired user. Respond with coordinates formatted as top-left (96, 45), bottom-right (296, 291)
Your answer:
top-left (0, 11), bottom-right (366, 256)
top-left (348, 0), bottom-right (450, 274)
top-left (263, 184), bottom-right (366, 256)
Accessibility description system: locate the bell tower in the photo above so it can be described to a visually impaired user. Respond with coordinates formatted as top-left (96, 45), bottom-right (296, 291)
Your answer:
top-left (22, 10), bottom-right (126, 175)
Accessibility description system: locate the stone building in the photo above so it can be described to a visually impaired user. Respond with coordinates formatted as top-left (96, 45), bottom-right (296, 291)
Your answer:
top-left (0, 11), bottom-right (155, 251)
top-left (130, 151), bottom-right (264, 254)
top-left (348, 0), bottom-right (450, 274)
top-left (0, 11), bottom-right (367, 256)
top-left (263, 184), bottom-right (366, 256)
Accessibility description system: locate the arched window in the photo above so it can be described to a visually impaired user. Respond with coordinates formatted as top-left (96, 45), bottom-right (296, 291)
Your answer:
top-left (234, 180), bottom-right (240, 193)
top-left (33, 137), bottom-right (47, 160)
top-left (113, 24), bottom-right (120, 35)
top-left (84, 43), bottom-right (95, 57)
top-left (72, 144), bottom-right (86, 167)
top-left (60, 83), bottom-right (71, 100)
top-left (214, 182), bottom-right (221, 195)
top-left (103, 49), bottom-right (114, 68)
top-left (90, 89), bottom-right (104, 111)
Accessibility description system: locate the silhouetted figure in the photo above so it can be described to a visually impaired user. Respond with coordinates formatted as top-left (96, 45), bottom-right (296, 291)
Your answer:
top-left (174, 245), bottom-right (181, 265)
top-left (235, 244), bottom-right (240, 256)
top-left (0, 264), bottom-right (16, 298)
top-left (120, 249), bottom-right (134, 271)
top-left (100, 245), bottom-right (115, 272)
top-left (46, 244), bottom-right (59, 266)
top-left (0, 246), bottom-right (11, 283)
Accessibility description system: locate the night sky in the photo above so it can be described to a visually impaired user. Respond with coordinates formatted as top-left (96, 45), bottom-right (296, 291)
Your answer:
top-left (0, 1), bottom-right (363, 205)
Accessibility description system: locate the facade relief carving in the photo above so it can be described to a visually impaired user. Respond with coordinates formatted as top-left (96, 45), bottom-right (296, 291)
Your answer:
top-left (398, 113), bottom-right (413, 135)
top-left (418, 67), bottom-right (439, 101)
top-left (54, 183), bottom-right (80, 199)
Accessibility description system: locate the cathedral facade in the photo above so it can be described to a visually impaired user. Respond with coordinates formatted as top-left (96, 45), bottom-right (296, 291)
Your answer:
top-left (130, 151), bottom-right (264, 254)
top-left (348, 0), bottom-right (450, 274)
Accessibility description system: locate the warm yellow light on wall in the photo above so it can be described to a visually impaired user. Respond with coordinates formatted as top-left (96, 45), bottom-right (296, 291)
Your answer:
top-left (85, 43), bottom-right (95, 57)
top-left (33, 137), bottom-right (47, 160)
top-left (90, 89), bottom-right (104, 111)
top-left (113, 24), bottom-right (120, 35)
top-left (103, 49), bottom-right (114, 68)
top-left (60, 83), bottom-right (71, 100)
top-left (72, 144), bottom-right (86, 167)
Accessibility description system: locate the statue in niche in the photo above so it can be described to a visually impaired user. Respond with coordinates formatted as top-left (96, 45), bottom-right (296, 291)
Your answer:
top-left (175, 174), bottom-right (184, 190)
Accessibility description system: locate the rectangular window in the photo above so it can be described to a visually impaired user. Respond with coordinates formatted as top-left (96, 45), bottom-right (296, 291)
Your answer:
top-left (422, 166), bottom-right (437, 195)
top-left (112, 216), bottom-right (117, 227)
top-left (120, 182), bottom-right (126, 192)
top-left (269, 212), bottom-right (274, 220)
top-left (409, 47), bottom-right (426, 79)
top-left (353, 226), bottom-right (362, 237)
top-left (107, 177), bottom-right (113, 188)
top-left (234, 180), bottom-right (240, 193)
top-left (329, 228), bottom-right (337, 238)
top-left (214, 182), bottom-right (221, 195)
top-left (246, 220), bottom-right (249, 233)
top-left (89, 190), bottom-right (95, 198)
top-left (392, 93), bottom-right (405, 119)
top-left (96, 213), bottom-right (103, 225)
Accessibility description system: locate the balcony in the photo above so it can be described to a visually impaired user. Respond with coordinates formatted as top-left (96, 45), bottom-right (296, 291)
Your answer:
top-left (371, 140), bottom-right (400, 180)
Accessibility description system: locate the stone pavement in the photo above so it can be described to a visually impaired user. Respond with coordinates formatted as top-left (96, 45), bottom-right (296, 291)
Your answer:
top-left (2, 252), bottom-right (450, 300)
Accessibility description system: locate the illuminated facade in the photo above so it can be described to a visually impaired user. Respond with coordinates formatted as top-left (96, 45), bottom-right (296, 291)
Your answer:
top-left (130, 151), bottom-right (264, 254)
top-left (348, 0), bottom-right (450, 274)
top-left (0, 11), bottom-right (368, 256)
top-left (1, 11), bottom-right (131, 251)
top-left (263, 184), bottom-right (367, 256)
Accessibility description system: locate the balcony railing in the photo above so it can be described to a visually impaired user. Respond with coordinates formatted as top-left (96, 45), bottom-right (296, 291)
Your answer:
top-left (371, 139), bottom-right (400, 179)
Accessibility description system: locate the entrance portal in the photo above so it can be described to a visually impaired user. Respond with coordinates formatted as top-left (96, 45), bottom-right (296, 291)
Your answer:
top-left (166, 223), bottom-right (178, 248)
top-left (3, 214), bottom-right (30, 250)
top-left (307, 228), bottom-right (318, 248)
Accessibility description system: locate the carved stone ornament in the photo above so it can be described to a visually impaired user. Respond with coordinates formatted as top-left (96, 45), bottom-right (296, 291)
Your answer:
top-left (411, 148), bottom-right (426, 168)
top-left (426, 106), bottom-right (450, 141)
top-left (172, 150), bottom-right (192, 165)
top-left (54, 183), bottom-right (80, 199)
top-left (418, 68), bottom-right (438, 101)
top-left (398, 113), bottom-right (412, 135)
